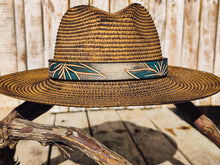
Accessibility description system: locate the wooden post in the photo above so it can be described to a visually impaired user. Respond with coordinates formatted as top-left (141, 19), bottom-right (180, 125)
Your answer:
top-left (165, 0), bottom-right (184, 66)
top-left (174, 102), bottom-right (220, 148)
top-left (197, 0), bottom-right (218, 105)
top-left (0, 0), bottom-right (19, 108)
top-left (181, 0), bottom-right (200, 69)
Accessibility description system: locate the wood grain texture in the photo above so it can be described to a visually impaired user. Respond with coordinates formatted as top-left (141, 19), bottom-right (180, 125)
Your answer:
top-left (181, 0), bottom-right (200, 69)
top-left (90, 0), bottom-right (109, 12)
top-left (117, 109), bottom-right (191, 165)
top-left (0, 0), bottom-right (19, 108)
top-left (14, 0), bottom-right (27, 72)
top-left (212, 0), bottom-right (220, 105)
top-left (87, 110), bottom-right (146, 165)
top-left (197, 0), bottom-right (218, 105)
top-left (198, 0), bottom-right (218, 73)
top-left (0, 0), bottom-right (17, 75)
top-left (43, 0), bottom-right (68, 67)
top-left (24, 0), bottom-right (44, 70)
top-left (164, 0), bottom-right (184, 64)
top-left (110, 0), bottom-right (129, 12)
top-left (49, 106), bottom-right (69, 113)
top-left (69, 107), bottom-right (85, 112)
top-left (144, 108), bottom-right (220, 165)
top-left (69, 0), bottom-right (88, 8)
top-left (148, 0), bottom-right (166, 56)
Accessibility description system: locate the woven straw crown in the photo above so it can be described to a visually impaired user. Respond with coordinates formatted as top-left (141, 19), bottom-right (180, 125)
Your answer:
top-left (54, 3), bottom-right (162, 62)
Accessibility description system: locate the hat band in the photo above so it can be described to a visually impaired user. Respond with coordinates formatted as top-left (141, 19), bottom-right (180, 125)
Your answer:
top-left (48, 58), bottom-right (168, 81)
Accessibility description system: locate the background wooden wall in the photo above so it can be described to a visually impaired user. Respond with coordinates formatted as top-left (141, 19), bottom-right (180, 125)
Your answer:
top-left (0, 0), bottom-right (219, 111)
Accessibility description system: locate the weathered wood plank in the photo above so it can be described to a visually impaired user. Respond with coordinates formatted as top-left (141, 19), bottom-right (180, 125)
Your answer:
top-left (69, 107), bottom-right (85, 112)
top-left (0, 0), bottom-right (19, 108)
top-left (14, 0), bottom-right (27, 106)
top-left (57, 160), bottom-right (82, 165)
top-left (0, 108), bottom-right (15, 121)
top-left (148, 0), bottom-right (166, 56)
top-left (197, 0), bottom-right (218, 105)
top-left (24, 0), bottom-right (44, 70)
top-left (43, 0), bottom-right (69, 113)
top-left (14, 111), bottom-right (55, 165)
top-left (50, 106), bottom-right (69, 113)
top-left (69, 0), bottom-right (88, 8)
top-left (110, 0), bottom-right (129, 12)
top-left (43, 0), bottom-right (68, 67)
top-left (0, 0), bottom-right (17, 75)
top-left (90, 0), bottom-right (109, 12)
top-left (144, 108), bottom-right (220, 165)
top-left (117, 109), bottom-right (191, 165)
top-left (14, 0), bottom-right (27, 72)
top-left (164, 0), bottom-right (184, 64)
top-left (88, 110), bottom-right (146, 165)
top-left (55, 112), bottom-right (89, 129)
top-left (52, 112), bottom-right (95, 165)
top-left (181, 0), bottom-right (200, 69)
top-left (198, 0), bottom-right (218, 73)
top-left (212, 0), bottom-right (220, 105)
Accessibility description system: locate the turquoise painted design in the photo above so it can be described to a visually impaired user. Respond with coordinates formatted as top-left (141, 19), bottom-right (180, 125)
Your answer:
top-left (49, 61), bottom-right (106, 80)
top-left (125, 58), bottom-right (168, 79)
top-left (48, 58), bottom-right (168, 80)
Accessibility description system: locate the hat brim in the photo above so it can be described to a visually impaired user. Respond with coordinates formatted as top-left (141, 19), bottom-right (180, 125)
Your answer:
top-left (0, 66), bottom-right (219, 107)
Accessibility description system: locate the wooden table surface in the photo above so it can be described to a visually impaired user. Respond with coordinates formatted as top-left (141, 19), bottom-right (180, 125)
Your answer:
top-left (0, 106), bottom-right (219, 165)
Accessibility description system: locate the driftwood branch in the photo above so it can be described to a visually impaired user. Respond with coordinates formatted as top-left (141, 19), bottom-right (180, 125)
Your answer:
top-left (0, 118), bottom-right (132, 165)
top-left (0, 101), bottom-right (53, 164)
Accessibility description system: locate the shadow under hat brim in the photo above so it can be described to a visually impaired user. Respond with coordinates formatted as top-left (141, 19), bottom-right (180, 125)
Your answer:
top-left (0, 66), bottom-right (219, 107)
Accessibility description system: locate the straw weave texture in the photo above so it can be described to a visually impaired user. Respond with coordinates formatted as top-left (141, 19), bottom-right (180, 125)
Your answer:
top-left (0, 66), bottom-right (219, 107)
top-left (54, 3), bottom-right (162, 62)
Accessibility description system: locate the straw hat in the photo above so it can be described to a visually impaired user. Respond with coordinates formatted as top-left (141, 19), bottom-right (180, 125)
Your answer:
top-left (0, 3), bottom-right (219, 107)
